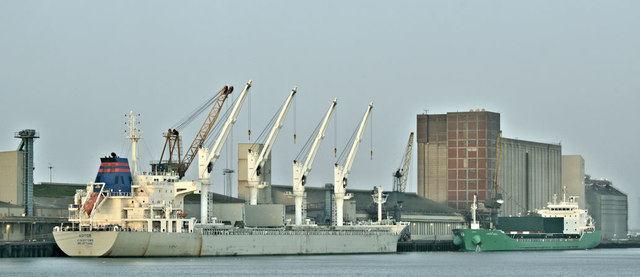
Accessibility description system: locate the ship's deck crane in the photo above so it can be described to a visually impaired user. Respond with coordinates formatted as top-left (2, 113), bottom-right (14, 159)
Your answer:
top-left (197, 80), bottom-right (252, 224)
top-left (246, 87), bottom-right (297, 205)
top-left (157, 86), bottom-right (233, 178)
top-left (393, 132), bottom-right (414, 193)
top-left (292, 98), bottom-right (337, 225)
top-left (334, 102), bottom-right (373, 226)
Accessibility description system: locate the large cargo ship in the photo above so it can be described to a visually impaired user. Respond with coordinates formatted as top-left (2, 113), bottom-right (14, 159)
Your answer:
top-left (53, 154), bottom-right (403, 256)
top-left (453, 194), bottom-right (601, 251)
top-left (54, 84), bottom-right (406, 257)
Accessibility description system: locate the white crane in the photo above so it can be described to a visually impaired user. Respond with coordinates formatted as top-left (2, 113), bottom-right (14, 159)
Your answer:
top-left (246, 87), bottom-right (297, 205)
top-left (334, 102), bottom-right (373, 226)
top-left (292, 98), bottom-right (338, 225)
top-left (197, 80), bottom-right (252, 224)
top-left (393, 132), bottom-right (414, 192)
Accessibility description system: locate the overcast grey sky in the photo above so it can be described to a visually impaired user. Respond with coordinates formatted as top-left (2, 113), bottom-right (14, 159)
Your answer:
top-left (1, 1), bottom-right (638, 228)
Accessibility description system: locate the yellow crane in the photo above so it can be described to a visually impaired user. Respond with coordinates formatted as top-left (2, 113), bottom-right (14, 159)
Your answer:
top-left (393, 132), bottom-right (414, 193)
top-left (156, 85), bottom-right (233, 178)
top-left (489, 131), bottom-right (504, 228)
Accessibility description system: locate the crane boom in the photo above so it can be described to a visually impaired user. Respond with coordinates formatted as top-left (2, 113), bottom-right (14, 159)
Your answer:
top-left (489, 131), bottom-right (504, 228)
top-left (197, 80), bottom-right (251, 224)
top-left (393, 132), bottom-right (414, 192)
top-left (492, 131), bottom-right (503, 202)
top-left (246, 87), bottom-right (297, 205)
top-left (158, 129), bottom-right (181, 169)
top-left (178, 86), bottom-right (233, 178)
top-left (155, 86), bottom-right (232, 177)
top-left (333, 102), bottom-right (373, 226)
top-left (292, 98), bottom-right (337, 225)
top-left (298, 98), bottom-right (337, 180)
top-left (334, 102), bottom-right (373, 187)
top-left (198, 81), bottom-right (251, 179)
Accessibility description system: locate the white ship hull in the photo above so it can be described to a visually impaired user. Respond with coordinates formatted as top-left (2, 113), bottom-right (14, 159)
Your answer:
top-left (53, 229), bottom-right (399, 257)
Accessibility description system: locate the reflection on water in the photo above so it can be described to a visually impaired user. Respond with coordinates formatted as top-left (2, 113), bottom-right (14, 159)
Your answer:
top-left (2, 248), bottom-right (639, 276)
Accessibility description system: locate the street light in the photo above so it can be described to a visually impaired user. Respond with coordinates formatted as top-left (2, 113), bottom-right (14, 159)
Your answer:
top-left (49, 164), bottom-right (53, 183)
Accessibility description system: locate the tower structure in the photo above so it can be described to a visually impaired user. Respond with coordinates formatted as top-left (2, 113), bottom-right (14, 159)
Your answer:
top-left (416, 110), bottom-right (500, 210)
top-left (15, 129), bottom-right (39, 216)
top-left (125, 111), bottom-right (142, 176)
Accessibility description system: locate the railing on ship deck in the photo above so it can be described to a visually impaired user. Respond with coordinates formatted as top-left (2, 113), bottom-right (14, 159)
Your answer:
top-left (201, 228), bottom-right (391, 236)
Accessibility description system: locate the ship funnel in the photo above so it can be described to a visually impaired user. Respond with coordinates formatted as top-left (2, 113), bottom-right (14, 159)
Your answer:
top-left (95, 155), bottom-right (133, 194)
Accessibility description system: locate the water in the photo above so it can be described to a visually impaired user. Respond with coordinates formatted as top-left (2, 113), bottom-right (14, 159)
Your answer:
top-left (2, 249), bottom-right (639, 276)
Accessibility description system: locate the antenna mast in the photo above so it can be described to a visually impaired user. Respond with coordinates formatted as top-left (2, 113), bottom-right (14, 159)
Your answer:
top-left (126, 111), bottom-right (142, 176)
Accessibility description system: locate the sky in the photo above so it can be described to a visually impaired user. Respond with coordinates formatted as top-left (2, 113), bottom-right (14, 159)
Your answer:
top-left (1, 0), bottom-right (638, 228)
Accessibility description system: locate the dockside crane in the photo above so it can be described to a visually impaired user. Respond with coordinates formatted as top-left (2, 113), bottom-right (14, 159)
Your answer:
top-left (197, 80), bottom-right (252, 224)
top-left (488, 131), bottom-right (504, 228)
top-left (156, 85), bottom-right (233, 178)
top-left (292, 98), bottom-right (338, 225)
top-left (334, 102), bottom-right (373, 226)
top-left (393, 132), bottom-right (414, 193)
top-left (388, 132), bottom-right (414, 221)
top-left (246, 87), bottom-right (297, 205)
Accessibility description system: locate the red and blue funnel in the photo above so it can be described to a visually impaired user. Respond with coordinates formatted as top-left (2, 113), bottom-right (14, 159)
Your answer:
top-left (94, 153), bottom-right (132, 193)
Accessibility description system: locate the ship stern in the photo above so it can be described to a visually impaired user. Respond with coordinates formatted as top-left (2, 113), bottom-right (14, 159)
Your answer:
top-left (53, 229), bottom-right (119, 257)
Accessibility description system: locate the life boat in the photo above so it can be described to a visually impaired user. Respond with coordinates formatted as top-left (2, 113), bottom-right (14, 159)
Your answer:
top-left (177, 209), bottom-right (188, 218)
top-left (83, 192), bottom-right (104, 216)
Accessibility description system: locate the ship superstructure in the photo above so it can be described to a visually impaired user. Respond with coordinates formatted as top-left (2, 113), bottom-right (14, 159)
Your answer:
top-left (537, 192), bottom-right (595, 235)
top-left (53, 81), bottom-right (406, 257)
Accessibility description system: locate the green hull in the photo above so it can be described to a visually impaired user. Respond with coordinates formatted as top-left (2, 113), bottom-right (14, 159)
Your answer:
top-left (452, 229), bottom-right (602, 252)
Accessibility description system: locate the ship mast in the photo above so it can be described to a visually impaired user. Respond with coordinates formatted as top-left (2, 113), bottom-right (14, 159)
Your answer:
top-left (126, 110), bottom-right (142, 176)
top-left (471, 194), bottom-right (480, 229)
top-left (372, 186), bottom-right (388, 223)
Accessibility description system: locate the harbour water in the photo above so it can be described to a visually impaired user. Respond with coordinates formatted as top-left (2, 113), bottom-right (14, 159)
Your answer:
top-left (1, 248), bottom-right (639, 276)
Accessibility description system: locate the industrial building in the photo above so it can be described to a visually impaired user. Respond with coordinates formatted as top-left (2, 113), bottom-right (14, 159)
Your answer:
top-left (562, 155), bottom-right (586, 208)
top-left (0, 150), bottom-right (24, 206)
top-left (561, 156), bottom-right (628, 240)
top-left (416, 110), bottom-right (501, 210)
top-left (416, 110), bottom-right (563, 216)
top-left (585, 176), bottom-right (628, 240)
top-left (416, 109), bottom-right (631, 239)
top-left (498, 138), bottom-right (562, 216)
top-left (0, 130), bottom-right (68, 256)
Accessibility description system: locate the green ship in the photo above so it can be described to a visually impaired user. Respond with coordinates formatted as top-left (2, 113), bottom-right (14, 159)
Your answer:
top-left (453, 228), bottom-right (602, 251)
top-left (453, 193), bottom-right (602, 252)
